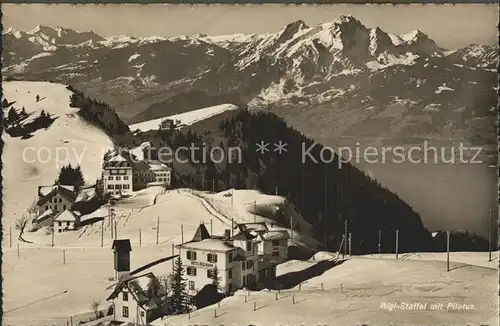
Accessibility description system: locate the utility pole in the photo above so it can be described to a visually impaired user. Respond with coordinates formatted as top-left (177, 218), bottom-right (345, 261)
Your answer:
top-left (343, 220), bottom-right (348, 257)
top-left (446, 230), bottom-right (450, 271)
top-left (51, 227), bottom-right (55, 247)
top-left (212, 178), bottom-right (215, 193)
top-left (231, 189), bottom-right (234, 207)
top-left (100, 221), bottom-right (104, 247)
top-left (324, 163), bottom-right (328, 251)
top-left (171, 244), bottom-right (174, 273)
top-left (114, 220), bottom-right (118, 239)
top-left (231, 218), bottom-right (234, 237)
top-left (489, 208), bottom-right (492, 262)
top-left (210, 219), bottom-right (213, 236)
top-left (253, 201), bottom-right (257, 222)
top-left (290, 210), bottom-right (294, 245)
top-left (181, 224), bottom-right (184, 243)
top-left (139, 229), bottom-right (142, 247)
top-left (348, 232), bottom-right (352, 257)
top-left (378, 229), bottom-right (381, 254)
top-left (9, 226), bottom-right (12, 248)
top-left (395, 230), bottom-right (399, 259)
top-left (156, 217), bottom-right (160, 245)
top-left (275, 186), bottom-right (278, 196)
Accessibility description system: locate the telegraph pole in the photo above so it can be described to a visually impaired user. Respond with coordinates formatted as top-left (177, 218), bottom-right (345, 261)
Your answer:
top-left (324, 163), bottom-right (328, 251)
top-left (488, 208), bottom-right (492, 262)
top-left (343, 220), bottom-right (348, 257)
top-left (181, 224), bottom-right (184, 243)
top-left (51, 227), bottom-right (55, 247)
top-left (395, 230), bottom-right (399, 259)
top-left (446, 230), bottom-right (450, 271)
top-left (378, 229), bottom-right (381, 254)
top-left (348, 233), bottom-right (352, 257)
top-left (210, 219), bottom-right (213, 235)
top-left (212, 178), bottom-right (215, 193)
top-left (156, 217), bottom-right (160, 245)
top-left (9, 226), bottom-right (12, 248)
top-left (253, 201), bottom-right (257, 222)
top-left (100, 221), bottom-right (104, 247)
top-left (139, 229), bottom-right (142, 247)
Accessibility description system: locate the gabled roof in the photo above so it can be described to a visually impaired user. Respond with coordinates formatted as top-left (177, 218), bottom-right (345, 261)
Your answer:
top-left (36, 185), bottom-right (76, 207)
top-left (235, 222), bottom-right (269, 233)
top-left (106, 272), bottom-right (165, 311)
top-left (191, 224), bottom-right (211, 242)
top-left (33, 209), bottom-right (55, 223)
top-left (54, 209), bottom-right (78, 222)
top-left (112, 239), bottom-right (132, 252)
top-left (232, 231), bottom-right (257, 241)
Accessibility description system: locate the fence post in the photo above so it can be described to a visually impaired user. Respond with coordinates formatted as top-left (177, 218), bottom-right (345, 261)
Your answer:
top-left (17, 243), bottom-right (20, 257)
top-left (63, 249), bottom-right (66, 264)
top-left (321, 283), bottom-right (324, 291)
top-left (139, 228), bottom-right (142, 247)
top-left (214, 309), bottom-right (217, 318)
top-left (253, 301), bottom-right (256, 311)
top-left (275, 292), bottom-right (278, 300)
top-left (292, 295), bottom-right (295, 304)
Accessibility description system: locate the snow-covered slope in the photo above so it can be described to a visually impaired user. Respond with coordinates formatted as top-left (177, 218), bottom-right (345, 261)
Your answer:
top-left (129, 103), bottom-right (239, 132)
top-left (156, 254), bottom-right (497, 325)
top-left (1, 81), bottom-right (114, 230)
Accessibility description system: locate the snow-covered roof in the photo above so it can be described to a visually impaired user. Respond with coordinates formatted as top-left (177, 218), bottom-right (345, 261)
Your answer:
top-left (236, 222), bottom-right (269, 233)
top-left (108, 154), bottom-right (128, 162)
top-left (54, 209), bottom-right (78, 222)
top-left (107, 272), bottom-right (164, 311)
top-left (259, 230), bottom-right (290, 241)
top-left (33, 209), bottom-right (54, 223)
top-left (39, 185), bottom-right (74, 197)
top-left (177, 238), bottom-right (235, 252)
top-left (149, 162), bottom-right (171, 171)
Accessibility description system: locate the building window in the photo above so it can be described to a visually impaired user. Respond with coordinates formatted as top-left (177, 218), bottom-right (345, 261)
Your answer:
top-left (272, 240), bottom-right (280, 246)
top-left (54, 205), bottom-right (58, 211)
top-left (45, 206), bottom-right (48, 210)
top-left (246, 260), bottom-right (253, 270)
top-left (58, 221), bottom-right (62, 226)
top-left (59, 198), bottom-right (63, 203)
top-left (123, 292), bottom-right (128, 301)
top-left (207, 269), bottom-right (216, 278)
top-left (122, 306), bottom-right (129, 318)
top-left (187, 267), bottom-right (197, 276)
top-left (124, 176), bottom-right (129, 180)
top-left (67, 222), bottom-right (70, 227)
top-left (141, 311), bottom-right (145, 317)
top-left (272, 251), bottom-right (279, 256)
top-left (207, 253), bottom-right (217, 263)
top-left (63, 205), bottom-right (66, 210)
top-left (116, 176), bottom-right (121, 181)
top-left (108, 176), bottom-right (113, 180)
top-left (246, 242), bottom-right (252, 252)
top-left (107, 185), bottom-right (114, 189)
top-left (228, 252), bottom-right (233, 263)
top-left (228, 269), bottom-right (232, 280)
top-left (186, 251), bottom-right (197, 260)
top-left (242, 261), bottom-right (246, 270)
top-left (228, 283), bottom-right (233, 292)
top-left (189, 281), bottom-right (195, 290)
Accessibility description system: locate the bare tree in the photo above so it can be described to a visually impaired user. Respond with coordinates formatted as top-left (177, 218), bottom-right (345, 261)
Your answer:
top-left (26, 199), bottom-right (38, 220)
top-left (90, 299), bottom-right (101, 320)
top-left (15, 214), bottom-right (30, 232)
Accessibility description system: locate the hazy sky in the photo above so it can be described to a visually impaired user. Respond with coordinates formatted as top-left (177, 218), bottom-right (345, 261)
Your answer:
top-left (3, 3), bottom-right (498, 49)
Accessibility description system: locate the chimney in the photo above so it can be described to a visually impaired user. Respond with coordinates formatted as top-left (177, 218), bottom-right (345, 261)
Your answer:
top-left (224, 229), bottom-right (231, 241)
top-left (112, 239), bottom-right (132, 280)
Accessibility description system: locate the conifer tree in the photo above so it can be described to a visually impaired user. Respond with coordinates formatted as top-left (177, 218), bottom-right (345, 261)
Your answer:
top-left (210, 266), bottom-right (222, 292)
top-left (169, 256), bottom-right (189, 314)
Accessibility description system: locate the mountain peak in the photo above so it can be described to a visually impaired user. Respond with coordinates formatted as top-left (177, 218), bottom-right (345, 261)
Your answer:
top-left (338, 15), bottom-right (360, 24)
top-left (401, 29), bottom-right (428, 43)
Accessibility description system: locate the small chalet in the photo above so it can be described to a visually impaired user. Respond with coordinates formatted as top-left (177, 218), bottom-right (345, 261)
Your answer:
top-left (53, 209), bottom-right (80, 233)
top-left (107, 272), bottom-right (167, 325)
top-left (36, 184), bottom-right (76, 216)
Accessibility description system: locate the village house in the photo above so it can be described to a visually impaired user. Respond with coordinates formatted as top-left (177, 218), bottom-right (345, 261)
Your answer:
top-left (53, 209), bottom-right (80, 233)
top-left (102, 151), bottom-right (134, 197)
top-left (33, 185), bottom-right (77, 229)
top-left (147, 161), bottom-right (172, 188)
top-left (36, 184), bottom-right (76, 216)
top-left (176, 223), bottom-right (280, 297)
top-left (234, 222), bottom-right (290, 259)
top-left (107, 239), bottom-right (168, 325)
top-left (158, 118), bottom-right (180, 131)
top-left (101, 149), bottom-right (169, 196)
top-left (107, 272), bottom-right (167, 325)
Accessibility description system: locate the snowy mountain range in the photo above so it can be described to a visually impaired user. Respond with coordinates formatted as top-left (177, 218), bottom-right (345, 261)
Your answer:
top-left (3, 16), bottom-right (498, 145)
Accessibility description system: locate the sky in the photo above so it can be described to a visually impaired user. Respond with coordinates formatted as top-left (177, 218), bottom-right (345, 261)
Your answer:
top-left (3, 3), bottom-right (498, 49)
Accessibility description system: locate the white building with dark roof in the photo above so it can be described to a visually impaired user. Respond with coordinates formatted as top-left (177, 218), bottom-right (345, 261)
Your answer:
top-left (107, 272), bottom-right (167, 325)
top-left (176, 223), bottom-right (280, 296)
top-left (102, 151), bottom-right (134, 196)
top-left (53, 209), bottom-right (80, 233)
